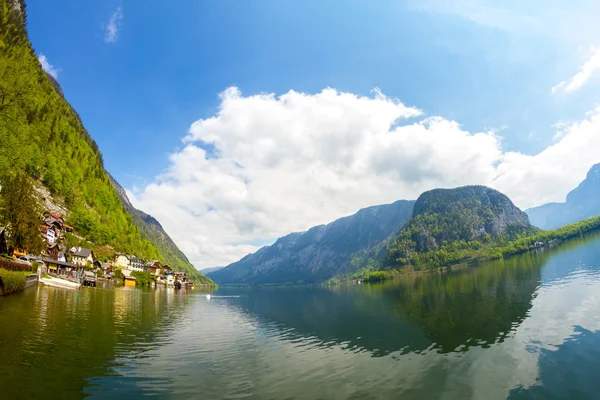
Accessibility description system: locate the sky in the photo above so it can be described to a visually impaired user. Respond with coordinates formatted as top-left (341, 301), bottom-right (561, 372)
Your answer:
top-left (26, 0), bottom-right (600, 270)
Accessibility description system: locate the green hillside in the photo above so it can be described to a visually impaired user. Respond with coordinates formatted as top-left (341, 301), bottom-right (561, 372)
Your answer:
top-left (386, 186), bottom-right (537, 270)
top-left (0, 1), bottom-right (213, 285)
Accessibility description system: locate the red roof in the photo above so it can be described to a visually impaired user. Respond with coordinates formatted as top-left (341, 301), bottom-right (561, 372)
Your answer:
top-left (45, 211), bottom-right (63, 219)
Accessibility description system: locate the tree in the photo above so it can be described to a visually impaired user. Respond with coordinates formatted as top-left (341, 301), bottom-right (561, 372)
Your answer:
top-left (0, 171), bottom-right (43, 255)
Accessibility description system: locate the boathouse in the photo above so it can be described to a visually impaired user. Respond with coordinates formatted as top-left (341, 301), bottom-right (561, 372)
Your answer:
top-left (43, 258), bottom-right (78, 276)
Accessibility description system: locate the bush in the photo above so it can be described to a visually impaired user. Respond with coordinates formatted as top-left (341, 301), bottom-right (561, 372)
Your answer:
top-left (131, 270), bottom-right (153, 286)
top-left (363, 271), bottom-right (392, 283)
top-left (0, 259), bottom-right (32, 272)
top-left (0, 269), bottom-right (27, 295)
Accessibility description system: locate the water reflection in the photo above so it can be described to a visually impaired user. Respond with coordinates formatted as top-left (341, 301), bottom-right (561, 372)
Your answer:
top-left (225, 251), bottom-right (547, 356)
top-left (508, 326), bottom-right (600, 399)
top-left (3, 233), bottom-right (600, 398)
top-left (0, 285), bottom-right (197, 398)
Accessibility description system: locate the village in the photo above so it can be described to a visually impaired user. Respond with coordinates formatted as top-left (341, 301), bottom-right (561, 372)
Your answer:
top-left (1, 209), bottom-right (195, 290)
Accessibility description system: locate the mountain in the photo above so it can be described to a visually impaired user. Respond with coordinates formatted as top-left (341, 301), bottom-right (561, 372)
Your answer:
top-left (0, 1), bottom-right (214, 285)
top-left (386, 186), bottom-right (536, 269)
top-left (201, 266), bottom-right (224, 275)
top-left (526, 164), bottom-right (600, 230)
top-left (108, 175), bottom-right (213, 284)
top-left (209, 200), bottom-right (415, 284)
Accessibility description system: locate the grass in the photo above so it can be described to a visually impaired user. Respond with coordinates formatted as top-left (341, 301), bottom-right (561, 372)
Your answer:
top-left (0, 268), bottom-right (27, 295)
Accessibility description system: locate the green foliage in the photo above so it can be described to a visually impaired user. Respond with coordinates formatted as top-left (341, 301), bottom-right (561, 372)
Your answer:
top-left (131, 270), bottom-right (153, 286)
top-left (387, 186), bottom-right (536, 270)
top-left (380, 214), bottom-right (600, 277)
top-left (0, 1), bottom-right (215, 286)
top-left (363, 271), bottom-right (392, 283)
top-left (0, 171), bottom-right (43, 254)
top-left (0, 259), bottom-right (31, 271)
top-left (0, 268), bottom-right (26, 295)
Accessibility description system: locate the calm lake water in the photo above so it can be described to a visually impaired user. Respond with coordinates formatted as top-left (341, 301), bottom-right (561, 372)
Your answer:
top-left (3, 235), bottom-right (600, 399)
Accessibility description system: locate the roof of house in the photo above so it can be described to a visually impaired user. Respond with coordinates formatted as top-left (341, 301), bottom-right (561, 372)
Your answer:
top-left (71, 247), bottom-right (92, 258)
top-left (43, 216), bottom-right (62, 224)
top-left (44, 211), bottom-right (63, 220)
top-left (42, 258), bottom-right (77, 268)
top-left (146, 260), bottom-right (160, 266)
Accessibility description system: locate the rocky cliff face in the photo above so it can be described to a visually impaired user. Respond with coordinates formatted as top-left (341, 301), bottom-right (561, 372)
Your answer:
top-left (208, 200), bottom-right (415, 284)
top-left (413, 186), bottom-right (531, 242)
top-left (526, 163), bottom-right (600, 230)
top-left (387, 186), bottom-right (534, 265)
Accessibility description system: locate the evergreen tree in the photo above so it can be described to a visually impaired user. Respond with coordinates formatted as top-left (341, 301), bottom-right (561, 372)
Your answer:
top-left (0, 171), bottom-right (43, 255)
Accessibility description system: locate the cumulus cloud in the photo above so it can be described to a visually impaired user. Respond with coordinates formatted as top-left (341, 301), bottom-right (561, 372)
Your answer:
top-left (552, 46), bottom-right (600, 93)
top-left (130, 87), bottom-right (600, 269)
top-left (38, 54), bottom-right (60, 79)
top-left (105, 7), bottom-right (123, 43)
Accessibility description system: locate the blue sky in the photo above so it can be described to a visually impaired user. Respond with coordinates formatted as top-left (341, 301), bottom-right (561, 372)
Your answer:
top-left (26, 0), bottom-right (600, 268)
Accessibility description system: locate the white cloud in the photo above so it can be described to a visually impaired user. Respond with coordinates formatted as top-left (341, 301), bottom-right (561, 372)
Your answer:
top-left (552, 46), bottom-right (600, 93)
top-left (130, 87), bottom-right (600, 269)
top-left (410, 0), bottom-right (600, 44)
top-left (38, 54), bottom-right (60, 79)
top-left (105, 7), bottom-right (123, 43)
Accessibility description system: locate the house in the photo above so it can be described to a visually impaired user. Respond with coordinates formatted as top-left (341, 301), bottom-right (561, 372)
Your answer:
top-left (43, 211), bottom-right (64, 224)
top-left (0, 227), bottom-right (7, 255)
top-left (124, 275), bottom-right (137, 287)
top-left (40, 211), bottom-right (65, 244)
top-left (58, 252), bottom-right (66, 262)
top-left (63, 224), bottom-right (74, 233)
top-left (534, 241), bottom-right (544, 248)
top-left (93, 260), bottom-right (112, 276)
top-left (47, 243), bottom-right (60, 259)
top-left (121, 268), bottom-right (137, 287)
top-left (144, 260), bottom-right (161, 275)
top-left (70, 247), bottom-right (94, 267)
top-left (12, 247), bottom-right (27, 258)
top-left (129, 256), bottom-right (145, 272)
top-left (43, 257), bottom-right (78, 276)
top-left (114, 253), bottom-right (131, 269)
top-left (164, 268), bottom-right (175, 286)
top-left (174, 272), bottom-right (187, 283)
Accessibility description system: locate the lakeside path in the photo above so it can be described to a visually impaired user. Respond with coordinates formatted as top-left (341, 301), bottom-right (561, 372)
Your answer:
top-left (39, 276), bottom-right (81, 290)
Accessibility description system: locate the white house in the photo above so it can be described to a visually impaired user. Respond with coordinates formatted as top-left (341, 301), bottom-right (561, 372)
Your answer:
top-left (115, 253), bottom-right (131, 269)
top-left (70, 247), bottom-right (94, 267)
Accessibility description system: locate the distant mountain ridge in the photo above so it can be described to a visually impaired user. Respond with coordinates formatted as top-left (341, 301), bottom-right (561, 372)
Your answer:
top-left (108, 175), bottom-right (213, 284)
top-left (526, 164), bottom-right (600, 230)
top-left (208, 200), bottom-right (415, 284)
top-left (201, 266), bottom-right (224, 275)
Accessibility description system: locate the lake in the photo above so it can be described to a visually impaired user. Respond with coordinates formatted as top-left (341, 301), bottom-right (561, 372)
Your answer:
top-left (2, 234), bottom-right (600, 399)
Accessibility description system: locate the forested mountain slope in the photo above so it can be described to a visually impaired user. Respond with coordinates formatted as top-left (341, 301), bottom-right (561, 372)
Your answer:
top-left (386, 186), bottom-right (537, 269)
top-left (109, 175), bottom-right (212, 284)
top-left (0, 0), bottom-right (212, 284)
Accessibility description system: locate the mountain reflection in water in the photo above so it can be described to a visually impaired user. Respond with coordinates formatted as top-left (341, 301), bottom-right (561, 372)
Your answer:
top-left (2, 233), bottom-right (600, 398)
